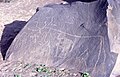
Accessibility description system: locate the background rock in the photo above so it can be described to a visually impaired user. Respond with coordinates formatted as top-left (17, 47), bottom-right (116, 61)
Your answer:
top-left (5, 0), bottom-right (117, 77)
top-left (107, 0), bottom-right (120, 77)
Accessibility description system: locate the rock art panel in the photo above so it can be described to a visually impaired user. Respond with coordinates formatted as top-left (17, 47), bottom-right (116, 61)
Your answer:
top-left (5, 0), bottom-right (117, 77)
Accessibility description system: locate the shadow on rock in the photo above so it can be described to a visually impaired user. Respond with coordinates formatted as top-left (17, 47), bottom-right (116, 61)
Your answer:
top-left (0, 20), bottom-right (27, 60)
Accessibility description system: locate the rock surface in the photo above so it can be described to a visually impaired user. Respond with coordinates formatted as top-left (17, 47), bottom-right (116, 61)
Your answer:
top-left (5, 0), bottom-right (117, 77)
top-left (107, 0), bottom-right (120, 77)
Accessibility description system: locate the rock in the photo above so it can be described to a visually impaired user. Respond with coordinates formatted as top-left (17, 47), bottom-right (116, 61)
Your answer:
top-left (107, 0), bottom-right (120, 54)
top-left (0, 20), bottom-right (27, 60)
top-left (5, 0), bottom-right (117, 77)
top-left (107, 0), bottom-right (120, 77)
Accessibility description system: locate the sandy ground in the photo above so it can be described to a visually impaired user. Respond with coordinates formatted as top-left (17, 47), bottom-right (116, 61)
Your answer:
top-left (0, 61), bottom-right (82, 77)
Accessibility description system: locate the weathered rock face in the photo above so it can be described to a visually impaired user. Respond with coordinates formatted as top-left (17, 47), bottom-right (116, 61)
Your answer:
top-left (5, 0), bottom-right (117, 77)
top-left (107, 0), bottom-right (120, 77)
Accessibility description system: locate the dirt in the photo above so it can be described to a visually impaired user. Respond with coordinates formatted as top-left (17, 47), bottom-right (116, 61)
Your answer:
top-left (0, 61), bottom-right (82, 77)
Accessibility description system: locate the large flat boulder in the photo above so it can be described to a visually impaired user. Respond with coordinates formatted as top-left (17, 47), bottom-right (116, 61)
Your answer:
top-left (5, 0), bottom-right (117, 77)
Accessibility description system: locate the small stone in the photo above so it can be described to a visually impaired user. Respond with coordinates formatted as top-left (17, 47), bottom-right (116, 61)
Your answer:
top-left (30, 72), bottom-right (37, 76)
top-left (73, 73), bottom-right (78, 76)
top-left (59, 68), bottom-right (65, 71)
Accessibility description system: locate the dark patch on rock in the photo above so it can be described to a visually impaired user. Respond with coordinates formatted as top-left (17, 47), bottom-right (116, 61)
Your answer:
top-left (5, 0), bottom-right (117, 77)
top-left (0, 20), bottom-right (27, 60)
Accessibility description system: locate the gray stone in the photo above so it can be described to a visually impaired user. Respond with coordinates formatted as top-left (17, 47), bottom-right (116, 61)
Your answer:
top-left (5, 0), bottom-right (117, 77)
top-left (0, 20), bottom-right (27, 60)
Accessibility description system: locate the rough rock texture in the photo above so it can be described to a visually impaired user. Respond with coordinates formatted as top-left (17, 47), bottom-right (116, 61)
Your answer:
top-left (107, 0), bottom-right (120, 77)
top-left (5, 0), bottom-right (117, 77)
